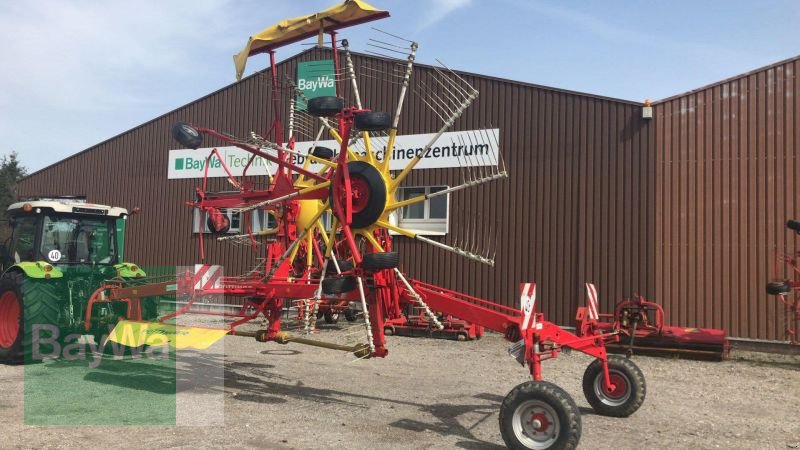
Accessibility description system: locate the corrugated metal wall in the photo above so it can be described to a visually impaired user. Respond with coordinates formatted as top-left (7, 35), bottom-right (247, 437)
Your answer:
top-left (653, 58), bottom-right (799, 340)
top-left (24, 48), bottom-right (799, 340)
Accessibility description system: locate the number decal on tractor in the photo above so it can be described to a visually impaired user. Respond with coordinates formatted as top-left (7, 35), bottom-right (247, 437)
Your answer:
top-left (47, 250), bottom-right (61, 262)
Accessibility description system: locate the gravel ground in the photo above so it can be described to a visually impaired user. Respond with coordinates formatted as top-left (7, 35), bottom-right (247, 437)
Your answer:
top-left (0, 328), bottom-right (799, 449)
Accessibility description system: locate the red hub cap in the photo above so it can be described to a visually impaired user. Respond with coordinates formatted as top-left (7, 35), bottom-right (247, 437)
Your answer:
top-left (0, 291), bottom-right (20, 348)
top-left (347, 175), bottom-right (371, 213)
top-left (530, 412), bottom-right (550, 432)
top-left (605, 373), bottom-right (629, 398)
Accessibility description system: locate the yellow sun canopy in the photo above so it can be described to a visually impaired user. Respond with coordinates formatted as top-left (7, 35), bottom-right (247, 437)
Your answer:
top-left (233, 0), bottom-right (389, 80)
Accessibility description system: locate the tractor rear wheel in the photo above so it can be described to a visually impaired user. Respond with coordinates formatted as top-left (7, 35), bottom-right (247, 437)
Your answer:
top-left (499, 381), bottom-right (581, 450)
top-left (0, 272), bottom-right (61, 364)
top-left (582, 355), bottom-right (646, 417)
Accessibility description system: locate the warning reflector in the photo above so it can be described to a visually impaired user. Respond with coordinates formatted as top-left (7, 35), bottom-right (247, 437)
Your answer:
top-left (107, 320), bottom-right (229, 350)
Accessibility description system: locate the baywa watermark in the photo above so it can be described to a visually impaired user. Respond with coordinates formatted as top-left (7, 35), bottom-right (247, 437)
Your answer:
top-left (31, 324), bottom-right (171, 369)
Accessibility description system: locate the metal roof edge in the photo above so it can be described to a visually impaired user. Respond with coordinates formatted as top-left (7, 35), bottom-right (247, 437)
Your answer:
top-left (652, 53), bottom-right (800, 105)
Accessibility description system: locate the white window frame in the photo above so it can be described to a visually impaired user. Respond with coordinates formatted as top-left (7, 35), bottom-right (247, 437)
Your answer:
top-left (251, 209), bottom-right (279, 233)
top-left (392, 185), bottom-right (450, 236)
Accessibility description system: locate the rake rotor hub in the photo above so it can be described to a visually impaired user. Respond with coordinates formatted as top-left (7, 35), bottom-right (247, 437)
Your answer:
top-left (331, 161), bottom-right (387, 229)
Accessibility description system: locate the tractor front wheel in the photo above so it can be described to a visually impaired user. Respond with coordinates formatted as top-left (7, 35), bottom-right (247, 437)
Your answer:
top-left (499, 381), bottom-right (581, 450)
top-left (0, 272), bottom-right (61, 364)
top-left (582, 355), bottom-right (646, 417)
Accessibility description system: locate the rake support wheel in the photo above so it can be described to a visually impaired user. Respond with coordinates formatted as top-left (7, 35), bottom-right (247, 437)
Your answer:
top-left (354, 111), bottom-right (392, 131)
top-left (322, 276), bottom-right (357, 295)
top-left (307, 96), bottom-right (344, 117)
top-left (362, 252), bottom-right (400, 271)
top-left (171, 121), bottom-right (203, 149)
top-left (500, 381), bottom-right (581, 450)
top-left (582, 355), bottom-right (646, 417)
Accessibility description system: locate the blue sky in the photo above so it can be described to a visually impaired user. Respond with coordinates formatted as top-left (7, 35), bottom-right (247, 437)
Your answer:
top-left (1, 0), bottom-right (798, 173)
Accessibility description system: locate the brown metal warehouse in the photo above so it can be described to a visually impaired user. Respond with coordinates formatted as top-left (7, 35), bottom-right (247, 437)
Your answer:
top-left (17, 48), bottom-right (799, 341)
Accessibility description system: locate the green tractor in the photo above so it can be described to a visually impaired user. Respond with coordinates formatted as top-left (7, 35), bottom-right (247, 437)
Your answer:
top-left (0, 197), bottom-right (148, 363)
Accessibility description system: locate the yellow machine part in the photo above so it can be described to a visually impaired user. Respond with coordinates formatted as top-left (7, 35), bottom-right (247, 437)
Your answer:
top-left (107, 320), bottom-right (229, 350)
top-left (296, 199), bottom-right (326, 234)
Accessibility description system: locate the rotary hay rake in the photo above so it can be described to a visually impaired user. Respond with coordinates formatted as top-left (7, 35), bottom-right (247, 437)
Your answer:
top-left (92, 1), bottom-right (648, 448)
top-left (766, 220), bottom-right (800, 345)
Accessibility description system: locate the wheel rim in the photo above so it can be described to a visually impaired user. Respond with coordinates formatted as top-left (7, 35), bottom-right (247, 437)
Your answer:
top-left (512, 399), bottom-right (560, 449)
top-left (594, 369), bottom-right (632, 407)
top-left (0, 291), bottom-right (21, 348)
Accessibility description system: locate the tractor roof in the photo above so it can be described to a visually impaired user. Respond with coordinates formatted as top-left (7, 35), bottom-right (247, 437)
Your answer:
top-left (8, 200), bottom-right (128, 217)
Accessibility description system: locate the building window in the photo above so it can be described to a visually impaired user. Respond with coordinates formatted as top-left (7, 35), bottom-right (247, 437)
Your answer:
top-left (193, 208), bottom-right (242, 234)
top-left (251, 209), bottom-right (278, 233)
top-left (395, 185), bottom-right (449, 235)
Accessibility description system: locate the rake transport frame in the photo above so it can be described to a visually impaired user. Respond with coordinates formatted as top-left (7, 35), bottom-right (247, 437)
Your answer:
top-left (88, 1), bottom-right (647, 448)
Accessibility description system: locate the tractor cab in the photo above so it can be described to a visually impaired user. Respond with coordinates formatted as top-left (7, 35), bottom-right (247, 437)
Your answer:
top-left (2, 197), bottom-right (129, 271)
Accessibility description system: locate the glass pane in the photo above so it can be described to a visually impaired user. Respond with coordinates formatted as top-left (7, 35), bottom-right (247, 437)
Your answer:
top-left (429, 187), bottom-right (447, 219)
top-left (11, 216), bottom-right (37, 262)
top-left (401, 187), bottom-right (426, 219)
top-left (40, 215), bottom-right (116, 264)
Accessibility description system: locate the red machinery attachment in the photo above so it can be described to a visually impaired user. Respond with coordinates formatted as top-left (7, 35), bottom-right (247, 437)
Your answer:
top-left (766, 219), bottom-right (800, 344)
top-left (384, 309), bottom-right (484, 341)
top-left (576, 283), bottom-right (729, 360)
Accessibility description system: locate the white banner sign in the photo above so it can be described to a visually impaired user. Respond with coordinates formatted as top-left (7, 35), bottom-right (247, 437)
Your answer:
top-left (167, 129), bottom-right (499, 179)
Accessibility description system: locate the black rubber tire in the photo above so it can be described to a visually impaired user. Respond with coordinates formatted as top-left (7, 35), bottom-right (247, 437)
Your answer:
top-left (307, 96), bottom-right (344, 117)
top-left (322, 276), bottom-right (357, 295)
top-left (330, 161), bottom-right (387, 229)
top-left (582, 355), bottom-right (646, 417)
top-left (344, 308), bottom-right (358, 322)
top-left (362, 251), bottom-right (400, 271)
top-left (171, 121), bottom-right (203, 149)
top-left (323, 310), bottom-right (340, 324)
top-left (0, 272), bottom-right (61, 364)
top-left (766, 280), bottom-right (792, 295)
top-left (311, 146), bottom-right (335, 160)
top-left (787, 219), bottom-right (800, 233)
top-left (326, 259), bottom-right (354, 274)
top-left (499, 381), bottom-right (581, 450)
top-left (354, 111), bottom-right (392, 131)
top-left (206, 215), bottom-right (230, 234)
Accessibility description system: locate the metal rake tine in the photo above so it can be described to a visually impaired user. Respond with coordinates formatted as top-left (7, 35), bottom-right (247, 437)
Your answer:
top-left (487, 124), bottom-right (508, 175)
top-left (432, 72), bottom-right (472, 110)
top-left (465, 131), bottom-right (486, 180)
top-left (364, 49), bottom-right (403, 60)
top-left (418, 95), bottom-right (448, 123)
top-left (479, 128), bottom-right (499, 173)
top-left (454, 134), bottom-right (472, 183)
top-left (367, 38), bottom-right (413, 51)
top-left (435, 58), bottom-right (472, 84)
top-left (370, 27), bottom-right (415, 43)
top-left (431, 65), bottom-right (475, 99)
top-left (366, 42), bottom-right (411, 55)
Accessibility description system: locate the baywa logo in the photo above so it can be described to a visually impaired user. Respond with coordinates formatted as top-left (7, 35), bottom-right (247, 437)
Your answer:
top-left (174, 153), bottom-right (274, 172)
top-left (297, 75), bottom-right (335, 93)
top-left (29, 324), bottom-right (170, 368)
